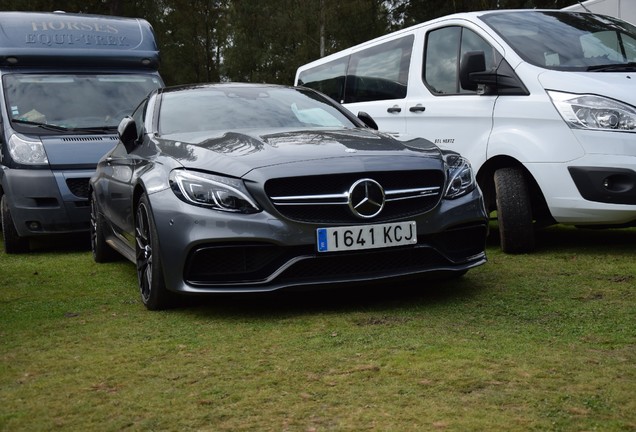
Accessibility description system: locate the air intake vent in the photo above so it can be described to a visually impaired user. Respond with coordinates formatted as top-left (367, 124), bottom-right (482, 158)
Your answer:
top-left (66, 178), bottom-right (90, 199)
top-left (61, 136), bottom-right (117, 142)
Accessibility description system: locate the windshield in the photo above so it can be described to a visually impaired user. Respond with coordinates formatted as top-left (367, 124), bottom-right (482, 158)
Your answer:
top-left (4, 74), bottom-right (162, 134)
top-left (158, 86), bottom-right (358, 135)
top-left (481, 11), bottom-right (636, 71)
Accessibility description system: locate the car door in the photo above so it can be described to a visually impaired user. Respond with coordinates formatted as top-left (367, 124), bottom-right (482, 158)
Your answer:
top-left (404, 25), bottom-right (500, 170)
top-left (342, 34), bottom-right (414, 137)
top-left (98, 104), bottom-right (149, 245)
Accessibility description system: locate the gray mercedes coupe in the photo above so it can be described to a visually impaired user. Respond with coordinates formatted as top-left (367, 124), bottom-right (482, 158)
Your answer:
top-left (89, 83), bottom-right (488, 310)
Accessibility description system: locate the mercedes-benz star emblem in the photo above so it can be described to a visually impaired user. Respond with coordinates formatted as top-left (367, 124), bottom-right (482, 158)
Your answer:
top-left (348, 178), bottom-right (385, 219)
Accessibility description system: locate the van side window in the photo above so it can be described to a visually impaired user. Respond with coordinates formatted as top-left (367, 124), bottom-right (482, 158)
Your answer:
top-left (297, 57), bottom-right (348, 102)
top-left (424, 26), bottom-right (496, 95)
top-left (345, 35), bottom-right (413, 103)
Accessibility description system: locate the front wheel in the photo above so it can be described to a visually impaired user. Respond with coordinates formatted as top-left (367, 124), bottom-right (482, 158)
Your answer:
top-left (1, 195), bottom-right (30, 254)
top-left (135, 194), bottom-right (173, 310)
top-left (493, 167), bottom-right (535, 254)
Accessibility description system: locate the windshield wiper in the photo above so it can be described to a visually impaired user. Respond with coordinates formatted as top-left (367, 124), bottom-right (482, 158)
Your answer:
top-left (11, 118), bottom-right (69, 131)
top-left (70, 126), bottom-right (119, 134)
top-left (587, 62), bottom-right (636, 72)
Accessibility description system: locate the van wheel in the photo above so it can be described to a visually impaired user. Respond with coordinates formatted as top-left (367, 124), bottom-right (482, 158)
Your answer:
top-left (1, 195), bottom-right (30, 254)
top-left (494, 167), bottom-right (535, 253)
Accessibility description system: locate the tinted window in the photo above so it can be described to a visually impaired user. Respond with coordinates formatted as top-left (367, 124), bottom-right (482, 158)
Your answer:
top-left (424, 27), bottom-right (461, 95)
top-left (481, 11), bottom-right (636, 70)
top-left (345, 35), bottom-right (413, 103)
top-left (297, 57), bottom-right (348, 102)
top-left (424, 27), bottom-right (496, 95)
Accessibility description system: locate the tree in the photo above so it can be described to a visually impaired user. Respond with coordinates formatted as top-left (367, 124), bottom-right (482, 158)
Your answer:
top-left (153, 0), bottom-right (228, 85)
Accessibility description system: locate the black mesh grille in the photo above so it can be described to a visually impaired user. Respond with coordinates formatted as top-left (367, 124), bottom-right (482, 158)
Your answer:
top-left (265, 170), bottom-right (445, 223)
top-left (66, 178), bottom-right (90, 199)
top-left (185, 243), bottom-right (313, 284)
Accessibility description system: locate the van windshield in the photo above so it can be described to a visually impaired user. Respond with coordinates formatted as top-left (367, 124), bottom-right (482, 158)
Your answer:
top-left (3, 74), bottom-right (162, 134)
top-left (481, 11), bottom-right (636, 71)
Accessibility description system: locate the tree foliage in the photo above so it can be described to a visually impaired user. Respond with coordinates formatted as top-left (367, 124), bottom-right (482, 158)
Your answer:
top-left (1, 0), bottom-right (581, 85)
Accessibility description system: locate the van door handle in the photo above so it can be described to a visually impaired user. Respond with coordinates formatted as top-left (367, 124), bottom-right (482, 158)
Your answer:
top-left (387, 106), bottom-right (402, 113)
top-left (409, 105), bottom-right (426, 113)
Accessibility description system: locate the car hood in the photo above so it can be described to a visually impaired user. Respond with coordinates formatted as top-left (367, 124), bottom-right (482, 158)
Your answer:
top-left (538, 70), bottom-right (636, 105)
top-left (156, 128), bottom-right (441, 177)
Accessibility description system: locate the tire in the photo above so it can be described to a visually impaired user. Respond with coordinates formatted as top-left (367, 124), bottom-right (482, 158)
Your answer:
top-left (1, 195), bottom-right (30, 254)
top-left (493, 167), bottom-right (535, 254)
top-left (89, 191), bottom-right (120, 263)
top-left (135, 194), bottom-right (173, 310)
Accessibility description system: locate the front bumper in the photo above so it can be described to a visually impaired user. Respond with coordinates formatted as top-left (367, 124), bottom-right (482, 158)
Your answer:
top-left (1, 167), bottom-right (93, 237)
top-left (148, 186), bottom-right (488, 294)
top-left (527, 155), bottom-right (636, 226)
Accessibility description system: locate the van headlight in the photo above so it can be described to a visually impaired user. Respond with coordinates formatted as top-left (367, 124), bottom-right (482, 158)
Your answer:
top-left (170, 170), bottom-right (260, 213)
top-left (444, 154), bottom-right (476, 199)
top-left (548, 90), bottom-right (636, 132)
top-left (8, 134), bottom-right (49, 165)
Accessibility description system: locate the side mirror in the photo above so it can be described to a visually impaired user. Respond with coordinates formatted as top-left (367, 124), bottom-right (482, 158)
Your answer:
top-left (118, 116), bottom-right (139, 152)
top-left (460, 51), bottom-right (529, 96)
top-left (357, 111), bottom-right (378, 130)
top-left (460, 51), bottom-right (487, 91)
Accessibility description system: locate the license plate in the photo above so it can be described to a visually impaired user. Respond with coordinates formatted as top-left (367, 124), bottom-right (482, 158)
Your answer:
top-left (317, 221), bottom-right (417, 253)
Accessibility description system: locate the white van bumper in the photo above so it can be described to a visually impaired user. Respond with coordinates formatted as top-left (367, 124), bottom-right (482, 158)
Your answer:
top-left (527, 154), bottom-right (636, 226)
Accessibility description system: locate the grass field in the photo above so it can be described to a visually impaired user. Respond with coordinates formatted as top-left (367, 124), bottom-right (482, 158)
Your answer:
top-left (1, 226), bottom-right (635, 431)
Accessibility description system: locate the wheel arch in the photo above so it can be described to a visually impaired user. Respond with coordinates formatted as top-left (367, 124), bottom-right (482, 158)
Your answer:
top-left (476, 155), bottom-right (554, 225)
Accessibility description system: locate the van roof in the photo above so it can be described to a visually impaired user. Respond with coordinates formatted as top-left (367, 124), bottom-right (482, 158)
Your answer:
top-left (0, 11), bottom-right (159, 70)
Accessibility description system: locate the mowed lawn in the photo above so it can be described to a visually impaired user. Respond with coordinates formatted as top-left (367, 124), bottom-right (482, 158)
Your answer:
top-left (1, 225), bottom-right (634, 431)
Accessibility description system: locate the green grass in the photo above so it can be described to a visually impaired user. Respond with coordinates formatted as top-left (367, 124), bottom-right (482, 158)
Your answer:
top-left (1, 226), bottom-right (635, 431)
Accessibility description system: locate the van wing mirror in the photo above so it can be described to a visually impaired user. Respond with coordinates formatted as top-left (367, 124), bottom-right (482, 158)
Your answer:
top-left (460, 51), bottom-right (529, 96)
top-left (118, 116), bottom-right (139, 152)
top-left (357, 111), bottom-right (378, 130)
top-left (460, 51), bottom-right (487, 91)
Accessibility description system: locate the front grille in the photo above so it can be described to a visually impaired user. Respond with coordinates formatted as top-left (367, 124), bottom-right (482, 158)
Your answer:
top-left (278, 246), bottom-right (449, 283)
top-left (265, 170), bottom-right (445, 223)
top-left (66, 178), bottom-right (90, 199)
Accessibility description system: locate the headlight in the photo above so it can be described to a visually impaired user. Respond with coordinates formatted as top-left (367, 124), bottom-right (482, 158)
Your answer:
top-left (170, 170), bottom-right (260, 214)
top-left (444, 154), bottom-right (476, 199)
top-left (8, 134), bottom-right (48, 165)
top-left (548, 90), bottom-right (636, 132)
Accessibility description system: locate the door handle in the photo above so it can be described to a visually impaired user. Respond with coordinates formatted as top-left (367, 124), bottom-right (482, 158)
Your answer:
top-left (387, 106), bottom-right (402, 114)
top-left (409, 105), bottom-right (426, 113)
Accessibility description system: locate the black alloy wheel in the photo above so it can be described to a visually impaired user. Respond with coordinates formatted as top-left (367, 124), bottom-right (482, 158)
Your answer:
top-left (135, 194), bottom-right (172, 310)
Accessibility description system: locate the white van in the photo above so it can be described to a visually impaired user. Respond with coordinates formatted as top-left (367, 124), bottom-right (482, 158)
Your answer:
top-left (295, 9), bottom-right (636, 253)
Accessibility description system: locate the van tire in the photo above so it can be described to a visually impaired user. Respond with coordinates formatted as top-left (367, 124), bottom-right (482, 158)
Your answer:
top-left (494, 167), bottom-right (535, 254)
top-left (1, 195), bottom-right (30, 254)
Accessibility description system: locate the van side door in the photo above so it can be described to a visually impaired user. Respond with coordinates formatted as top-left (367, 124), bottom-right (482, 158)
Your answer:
top-left (406, 25), bottom-right (501, 170)
top-left (343, 35), bottom-right (414, 137)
